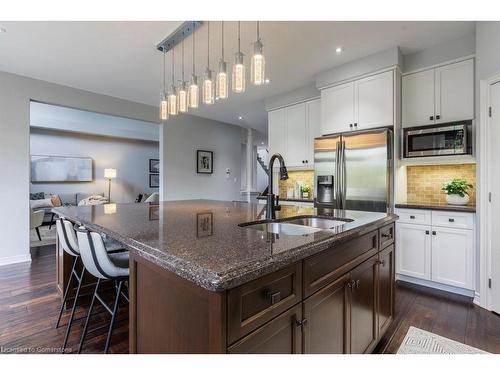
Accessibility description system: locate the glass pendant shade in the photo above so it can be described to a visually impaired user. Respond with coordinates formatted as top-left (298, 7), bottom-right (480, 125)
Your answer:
top-left (203, 68), bottom-right (214, 105)
top-left (159, 91), bottom-right (168, 121)
top-left (177, 82), bottom-right (188, 113)
top-left (168, 85), bottom-right (178, 115)
top-left (251, 39), bottom-right (265, 85)
top-left (189, 75), bottom-right (199, 109)
top-left (216, 60), bottom-right (228, 100)
top-left (232, 52), bottom-right (246, 93)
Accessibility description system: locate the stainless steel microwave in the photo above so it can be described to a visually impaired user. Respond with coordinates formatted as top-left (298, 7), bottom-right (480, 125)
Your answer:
top-left (404, 121), bottom-right (472, 158)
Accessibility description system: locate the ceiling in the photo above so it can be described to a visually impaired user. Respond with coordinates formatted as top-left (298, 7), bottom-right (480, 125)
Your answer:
top-left (0, 21), bottom-right (475, 133)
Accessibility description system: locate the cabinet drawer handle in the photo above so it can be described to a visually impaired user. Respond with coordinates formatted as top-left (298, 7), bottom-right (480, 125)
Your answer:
top-left (354, 123), bottom-right (358, 127)
top-left (296, 318), bottom-right (308, 327)
top-left (409, 215), bottom-right (415, 219)
top-left (425, 230), bottom-right (430, 235)
top-left (430, 115), bottom-right (434, 120)
top-left (346, 280), bottom-right (355, 289)
top-left (448, 218), bottom-right (455, 222)
top-left (432, 231), bottom-right (437, 235)
top-left (349, 124), bottom-right (353, 128)
top-left (266, 291), bottom-right (281, 305)
top-left (381, 232), bottom-right (391, 239)
top-left (436, 115), bottom-right (441, 120)
top-left (376, 259), bottom-right (386, 266)
top-left (355, 280), bottom-right (361, 289)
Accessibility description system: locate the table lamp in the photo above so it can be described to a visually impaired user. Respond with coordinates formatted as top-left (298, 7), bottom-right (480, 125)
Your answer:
top-left (104, 168), bottom-right (117, 202)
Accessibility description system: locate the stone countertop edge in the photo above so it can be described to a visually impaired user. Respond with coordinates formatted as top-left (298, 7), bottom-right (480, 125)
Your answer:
top-left (256, 195), bottom-right (314, 203)
top-left (53, 207), bottom-right (397, 292)
top-left (395, 202), bottom-right (476, 213)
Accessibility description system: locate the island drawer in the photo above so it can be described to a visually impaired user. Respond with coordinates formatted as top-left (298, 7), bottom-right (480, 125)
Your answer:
top-left (303, 230), bottom-right (379, 297)
top-left (227, 263), bottom-right (302, 345)
top-left (379, 223), bottom-right (395, 249)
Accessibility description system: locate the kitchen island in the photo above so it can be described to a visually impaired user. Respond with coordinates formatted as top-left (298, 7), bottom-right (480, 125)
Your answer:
top-left (54, 200), bottom-right (398, 354)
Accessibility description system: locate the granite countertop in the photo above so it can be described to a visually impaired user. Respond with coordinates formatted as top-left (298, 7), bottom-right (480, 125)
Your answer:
top-left (53, 200), bottom-right (397, 292)
top-left (256, 195), bottom-right (314, 203)
top-left (395, 202), bottom-right (476, 213)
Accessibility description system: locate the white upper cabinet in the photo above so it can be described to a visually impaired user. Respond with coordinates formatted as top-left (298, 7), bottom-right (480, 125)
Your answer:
top-left (402, 69), bottom-right (435, 127)
top-left (306, 99), bottom-right (322, 166)
top-left (321, 81), bottom-right (355, 135)
top-left (402, 58), bottom-right (474, 128)
top-left (321, 70), bottom-right (394, 135)
top-left (267, 99), bottom-right (321, 168)
top-left (268, 108), bottom-right (286, 158)
top-left (285, 103), bottom-right (308, 166)
top-left (435, 59), bottom-right (474, 124)
top-left (355, 71), bottom-right (394, 130)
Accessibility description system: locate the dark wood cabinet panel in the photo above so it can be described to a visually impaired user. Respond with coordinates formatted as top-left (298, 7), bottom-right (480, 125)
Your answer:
top-left (377, 245), bottom-right (395, 337)
top-left (303, 274), bottom-right (350, 354)
top-left (227, 263), bottom-right (302, 344)
top-left (227, 304), bottom-right (302, 354)
top-left (349, 254), bottom-right (378, 354)
top-left (304, 230), bottom-right (379, 297)
top-left (379, 223), bottom-right (395, 250)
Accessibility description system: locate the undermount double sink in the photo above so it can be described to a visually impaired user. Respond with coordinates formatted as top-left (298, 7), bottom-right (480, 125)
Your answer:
top-left (239, 216), bottom-right (353, 236)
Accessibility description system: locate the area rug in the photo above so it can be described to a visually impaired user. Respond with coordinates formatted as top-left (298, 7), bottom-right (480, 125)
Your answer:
top-left (397, 326), bottom-right (488, 354)
top-left (30, 225), bottom-right (56, 247)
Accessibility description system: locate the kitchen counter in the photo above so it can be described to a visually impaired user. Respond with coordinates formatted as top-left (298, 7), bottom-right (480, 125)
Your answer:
top-left (54, 200), bottom-right (396, 291)
top-left (256, 195), bottom-right (314, 203)
top-left (395, 201), bottom-right (476, 213)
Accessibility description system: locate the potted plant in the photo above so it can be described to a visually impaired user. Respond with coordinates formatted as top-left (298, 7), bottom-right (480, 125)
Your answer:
top-left (441, 179), bottom-right (473, 205)
top-left (300, 184), bottom-right (311, 199)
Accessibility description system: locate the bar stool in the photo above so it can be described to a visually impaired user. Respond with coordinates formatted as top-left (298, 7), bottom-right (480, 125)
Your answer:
top-left (54, 218), bottom-right (86, 352)
top-left (76, 227), bottom-right (129, 354)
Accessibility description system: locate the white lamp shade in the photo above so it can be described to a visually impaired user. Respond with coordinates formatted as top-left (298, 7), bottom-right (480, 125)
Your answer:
top-left (104, 168), bottom-right (117, 179)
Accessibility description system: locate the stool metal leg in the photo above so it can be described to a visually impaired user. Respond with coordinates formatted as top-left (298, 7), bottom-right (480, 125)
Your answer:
top-left (78, 279), bottom-right (100, 354)
top-left (62, 266), bottom-right (86, 353)
top-left (104, 280), bottom-right (123, 354)
top-left (55, 256), bottom-right (79, 328)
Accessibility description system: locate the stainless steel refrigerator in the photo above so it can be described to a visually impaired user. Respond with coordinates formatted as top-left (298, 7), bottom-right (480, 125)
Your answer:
top-left (314, 128), bottom-right (393, 213)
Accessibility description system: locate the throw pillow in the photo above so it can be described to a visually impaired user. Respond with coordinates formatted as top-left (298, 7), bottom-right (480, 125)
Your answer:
top-left (51, 195), bottom-right (62, 207)
top-left (30, 192), bottom-right (45, 200)
top-left (30, 198), bottom-right (54, 209)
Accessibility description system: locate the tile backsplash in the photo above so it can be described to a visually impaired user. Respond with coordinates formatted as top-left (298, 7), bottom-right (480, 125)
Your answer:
top-left (278, 170), bottom-right (315, 199)
top-left (406, 164), bottom-right (476, 205)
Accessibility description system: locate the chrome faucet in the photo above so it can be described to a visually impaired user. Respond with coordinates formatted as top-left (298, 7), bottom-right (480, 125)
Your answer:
top-left (266, 153), bottom-right (289, 219)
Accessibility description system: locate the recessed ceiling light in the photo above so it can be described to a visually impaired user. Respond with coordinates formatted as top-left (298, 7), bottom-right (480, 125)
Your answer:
top-left (265, 78), bottom-right (270, 84)
top-left (0, 28), bottom-right (6, 34)
top-left (261, 142), bottom-right (264, 145)
top-left (238, 116), bottom-right (243, 120)
top-left (335, 46), bottom-right (343, 54)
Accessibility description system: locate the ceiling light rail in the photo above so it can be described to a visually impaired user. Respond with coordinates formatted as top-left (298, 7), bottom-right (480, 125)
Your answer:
top-left (157, 21), bottom-right (203, 53)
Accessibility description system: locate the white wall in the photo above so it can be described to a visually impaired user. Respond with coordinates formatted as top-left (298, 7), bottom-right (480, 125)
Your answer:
top-left (30, 129), bottom-right (159, 203)
top-left (160, 115), bottom-right (244, 202)
top-left (0, 70), bottom-right (157, 266)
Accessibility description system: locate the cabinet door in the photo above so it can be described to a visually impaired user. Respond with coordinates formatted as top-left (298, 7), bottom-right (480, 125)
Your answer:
top-left (285, 103), bottom-right (307, 166)
top-left (268, 108), bottom-right (286, 158)
top-left (396, 223), bottom-right (431, 280)
top-left (303, 274), bottom-right (350, 354)
top-left (431, 227), bottom-right (474, 289)
top-left (355, 71), bottom-right (394, 130)
top-left (377, 245), bottom-right (395, 338)
top-left (306, 99), bottom-right (321, 167)
top-left (227, 304), bottom-right (302, 354)
top-left (435, 59), bottom-right (474, 124)
top-left (402, 69), bottom-right (435, 127)
top-left (321, 82), bottom-right (355, 135)
top-left (349, 255), bottom-right (378, 354)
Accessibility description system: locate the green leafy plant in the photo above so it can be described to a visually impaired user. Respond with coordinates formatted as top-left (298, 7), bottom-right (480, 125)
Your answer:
top-left (300, 184), bottom-right (310, 193)
top-left (441, 179), bottom-right (473, 197)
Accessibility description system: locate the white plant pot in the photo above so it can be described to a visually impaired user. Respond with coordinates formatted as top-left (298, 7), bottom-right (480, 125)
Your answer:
top-left (445, 194), bottom-right (469, 205)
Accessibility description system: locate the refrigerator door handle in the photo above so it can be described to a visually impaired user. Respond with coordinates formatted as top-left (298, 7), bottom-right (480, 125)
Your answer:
top-left (341, 140), bottom-right (347, 209)
top-left (334, 141), bottom-right (341, 208)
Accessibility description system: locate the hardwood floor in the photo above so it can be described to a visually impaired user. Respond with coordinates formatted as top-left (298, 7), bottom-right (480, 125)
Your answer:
top-left (1, 246), bottom-right (499, 354)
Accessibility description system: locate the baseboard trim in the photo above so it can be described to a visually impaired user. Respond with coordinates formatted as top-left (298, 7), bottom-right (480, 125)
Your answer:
top-left (396, 274), bottom-right (475, 298)
top-left (473, 291), bottom-right (481, 306)
top-left (0, 254), bottom-right (32, 267)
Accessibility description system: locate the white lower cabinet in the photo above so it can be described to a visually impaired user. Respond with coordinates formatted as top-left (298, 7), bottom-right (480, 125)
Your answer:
top-left (431, 227), bottom-right (474, 289)
top-left (396, 223), bottom-right (431, 280)
top-left (395, 209), bottom-right (475, 292)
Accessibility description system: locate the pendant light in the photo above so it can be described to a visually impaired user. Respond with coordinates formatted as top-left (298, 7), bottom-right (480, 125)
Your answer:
top-left (177, 38), bottom-right (188, 113)
top-left (188, 29), bottom-right (199, 109)
top-left (216, 21), bottom-right (228, 100)
top-left (203, 21), bottom-right (215, 105)
top-left (159, 46), bottom-right (168, 121)
top-left (168, 47), bottom-right (178, 116)
top-left (232, 21), bottom-right (245, 94)
top-left (251, 21), bottom-right (265, 86)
